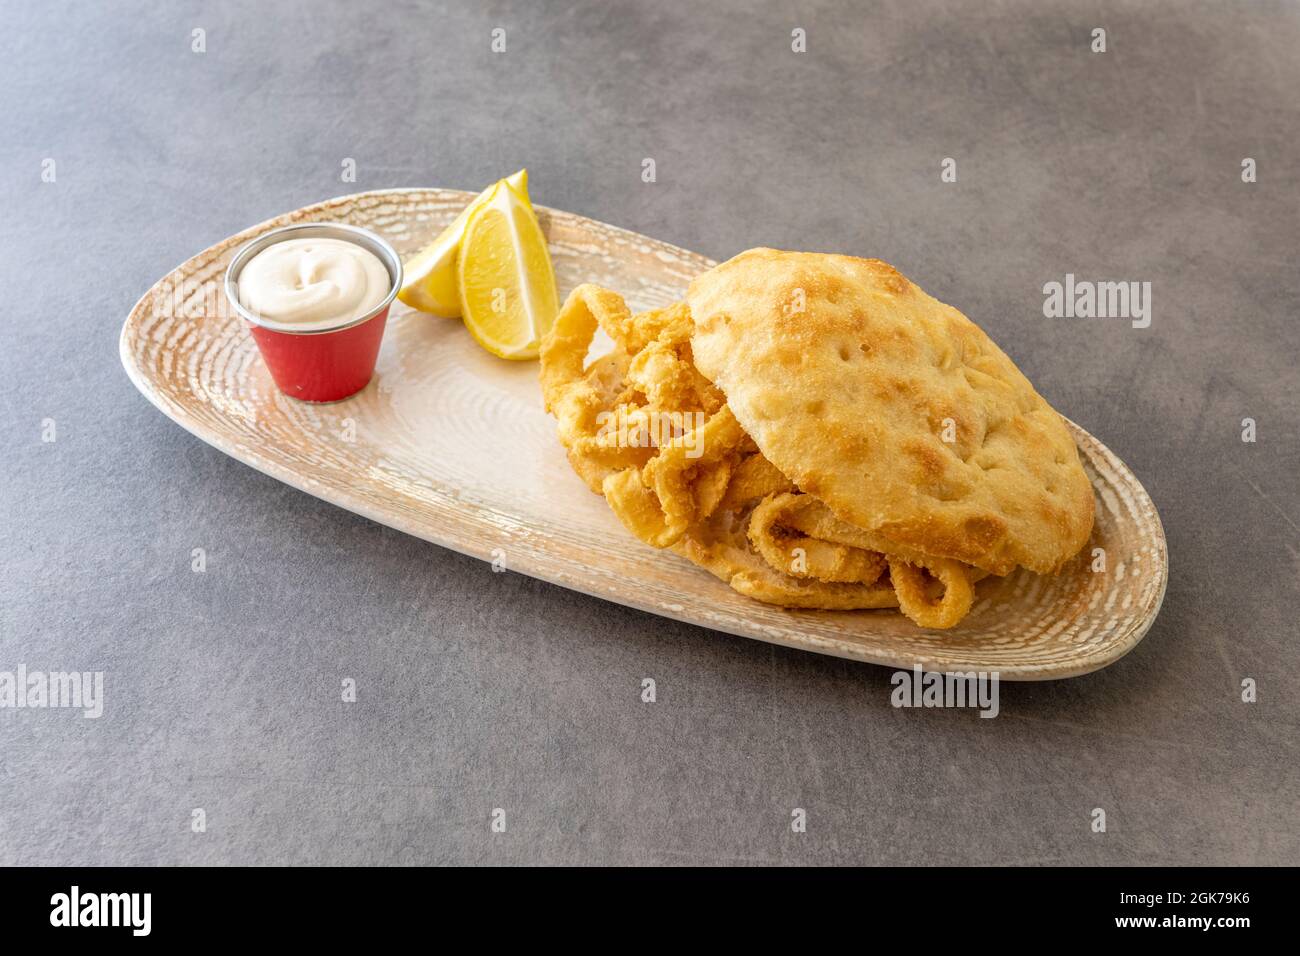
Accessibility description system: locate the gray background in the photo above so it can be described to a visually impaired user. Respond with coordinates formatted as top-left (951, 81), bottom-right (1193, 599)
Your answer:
top-left (2, 0), bottom-right (1297, 866)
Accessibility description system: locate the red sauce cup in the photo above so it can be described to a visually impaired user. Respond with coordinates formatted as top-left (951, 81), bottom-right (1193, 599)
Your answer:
top-left (223, 223), bottom-right (403, 403)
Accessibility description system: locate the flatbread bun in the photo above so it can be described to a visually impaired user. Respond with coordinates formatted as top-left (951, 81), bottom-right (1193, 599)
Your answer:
top-left (687, 248), bottom-right (1094, 576)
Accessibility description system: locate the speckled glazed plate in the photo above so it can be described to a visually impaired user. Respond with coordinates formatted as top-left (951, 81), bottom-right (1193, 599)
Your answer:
top-left (120, 188), bottom-right (1167, 679)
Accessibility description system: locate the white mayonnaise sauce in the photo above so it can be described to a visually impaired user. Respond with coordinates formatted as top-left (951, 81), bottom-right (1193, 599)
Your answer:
top-left (238, 237), bottom-right (389, 330)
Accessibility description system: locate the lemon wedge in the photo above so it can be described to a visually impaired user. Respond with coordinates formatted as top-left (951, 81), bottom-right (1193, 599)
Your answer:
top-left (397, 169), bottom-right (529, 318)
top-left (457, 180), bottom-right (559, 360)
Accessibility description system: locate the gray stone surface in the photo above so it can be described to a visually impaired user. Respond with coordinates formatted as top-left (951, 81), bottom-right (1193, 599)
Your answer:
top-left (2, 0), bottom-right (1297, 866)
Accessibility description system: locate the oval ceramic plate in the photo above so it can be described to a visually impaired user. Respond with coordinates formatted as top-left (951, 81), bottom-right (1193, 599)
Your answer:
top-left (120, 188), bottom-right (1167, 679)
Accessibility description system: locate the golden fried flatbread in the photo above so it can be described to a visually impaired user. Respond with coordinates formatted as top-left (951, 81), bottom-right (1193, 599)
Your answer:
top-left (687, 248), bottom-right (1094, 576)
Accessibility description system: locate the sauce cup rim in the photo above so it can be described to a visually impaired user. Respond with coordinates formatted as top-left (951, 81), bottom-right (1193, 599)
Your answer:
top-left (223, 222), bottom-right (403, 335)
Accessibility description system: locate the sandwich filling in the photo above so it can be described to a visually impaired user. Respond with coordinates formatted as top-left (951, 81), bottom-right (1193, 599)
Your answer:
top-left (540, 251), bottom-right (1095, 630)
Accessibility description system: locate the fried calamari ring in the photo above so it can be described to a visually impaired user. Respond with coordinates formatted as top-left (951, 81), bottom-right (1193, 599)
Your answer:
top-left (629, 339), bottom-right (724, 418)
top-left (544, 287), bottom-right (745, 548)
top-left (747, 493), bottom-right (887, 585)
top-left (640, 405), bottom-right (747, 536)
top-left (540, 285), bottom-right (630, 419)
top-left (606, 406), bottom-right (745, 548)
top-left (692, 456), bottom-right (734, 519)
top-left (673, 507), bottom-right (899, 610)
top-left (604, 300), bottom-right (693, 355)
top-left (540, 286), bottom-right (648, 490)
top-left (742, 492), bottom-right (979, 627)
top-left (623, 303), bottom-right (725, 425)
top-left (541, 289), bottom-right (706, 492)
top-left (717, 453), bottom-right (795, 511)
top-left (602, 467), bottom-right (682, 547)
top-left (885, 557), bottom-right (975, 630)
top-left (603, 456), bottom-right (735, 549)
top-left (777, 496), bottom-right (988, 578)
